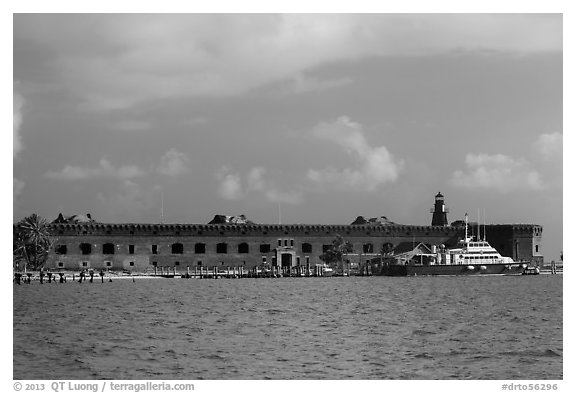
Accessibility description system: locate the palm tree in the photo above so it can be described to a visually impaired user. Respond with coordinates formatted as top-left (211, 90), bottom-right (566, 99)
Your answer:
top-left (14, 214), bottom-right (53, 271)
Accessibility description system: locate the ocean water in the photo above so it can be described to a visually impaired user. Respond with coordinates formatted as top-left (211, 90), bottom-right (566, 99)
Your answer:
top-left (13, 275), bottom-right (562, 380)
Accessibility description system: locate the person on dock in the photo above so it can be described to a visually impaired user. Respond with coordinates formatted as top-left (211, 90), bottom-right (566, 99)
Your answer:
top-left (39, 269), bottom-right (45, 284)
top-left (79, 270), bottom-right (86, 283)
top-left (58, 272), bottom-right (65, 283)
top-left (14, 272), bottom-right (22, 285)
top-left (551, 260), bottom-right (557, 274)
top-left (99, 270), bottom-right (105, 283)
top-left (89, 269), bottom-right (94, 283)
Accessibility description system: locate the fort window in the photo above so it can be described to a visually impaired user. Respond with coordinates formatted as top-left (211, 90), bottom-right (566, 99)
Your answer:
top-left (82, 261), bottom-right (88, 267)
top-left (262, 256), bottom-right (267, 263)
top-left (535, 245), bottom-right (539, 253)
top-left (58, 262), bottom-right (64, 268)
top-left (197, 261), bottom-right (202, 266)
top-left (129, 245), bottom-right (135, 254)
top-left (129, 261), bottom-right (135, 266)
top-left (152, 245), bottom-right (158, 254)
top-left (175, 261), bottom-right (180, 266)
top-left (290, 239), bottom-right (294, 246)
top-left (195, 243), bottom-right (206, 254)
top-left (284, 239), bottom-right (288, 247)
top-left (55, 245), bottom-right (67, 255)
top-left (302, 243), bottom-right (312, 253)
top-left (105, 261), bottom-right (112, 267)
top-left (260, 244), bottom-right (271, 253)
top-left (278, 239), bottom-right (282, 246)
top-left (80, 243), bottom-right (92, 255)
top-left (217, 243), bottom-right (228, 254)
top-left (103, 243), bottom-right (115, 255)
top-left (171, 243), bottom-right (184, 254)
top-left (238, 243), bottom-right (249, 253)
top-left (152, 261), bottom-right (157, 266)
top-left (363, 243), bottom-right (374, 253)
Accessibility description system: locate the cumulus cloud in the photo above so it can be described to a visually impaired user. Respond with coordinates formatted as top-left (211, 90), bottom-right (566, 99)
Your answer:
top-left (307, 117), bottom-right (403, 191)
top-left (45, 158), bottom-right (146, 181)
top-left (14, 87), bottom-right (24, 158)
top-left (452, 132), bottom-right (562, 192)
top-left (14, 14), bottom-right (561, 110)
top-left (156, 149), bottom-right (189, 176)
top-left (533, 132), bottom-right (562, 162)
top-left (216, 166), bottom-right (302, 204)
top-left (451, 153), bottom-right (543, 192)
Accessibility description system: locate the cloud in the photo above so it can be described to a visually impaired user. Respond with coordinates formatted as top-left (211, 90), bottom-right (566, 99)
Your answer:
top-left (306, 116), bottom-right (403, 191)
top-left (14, 14), bottom-right (561, 110)
top-left (451, 153), bottom-right (543, 192)
top-left (156, 149), bottom-right (189, 176)
top-left (14, 86), bottom-right (24, 158)
top-left (533, 132), bottom-right (562, 162)
top-left (216, 166), bottom-right (244, 200)
top-left (45, 158), bottom-right (146, 181)
top-left (216, 166), bottom-right (303, 204)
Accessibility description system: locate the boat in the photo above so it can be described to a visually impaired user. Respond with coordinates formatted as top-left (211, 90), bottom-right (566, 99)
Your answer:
top-left (522, 266), bottom-right (540, 275)
top-left (315, 264), bottom-right (334, 277)
top-left (373, 214), bottom-right (529, 276)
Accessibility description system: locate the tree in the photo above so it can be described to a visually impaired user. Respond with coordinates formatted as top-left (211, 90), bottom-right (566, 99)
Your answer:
top-left (13, 214), bottom-right (53, 271)
top-left (320, 234), bottom-right (353, 267)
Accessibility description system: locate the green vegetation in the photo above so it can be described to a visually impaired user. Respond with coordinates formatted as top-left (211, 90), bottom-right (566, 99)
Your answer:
top-left (319, 234), bottom-right (353, 267)
top-left (13, 214), bottom-right (53, 271)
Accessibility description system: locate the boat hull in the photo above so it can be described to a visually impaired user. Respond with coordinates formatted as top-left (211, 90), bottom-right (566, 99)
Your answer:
top-left (377, 263), bottom-right (527, 276)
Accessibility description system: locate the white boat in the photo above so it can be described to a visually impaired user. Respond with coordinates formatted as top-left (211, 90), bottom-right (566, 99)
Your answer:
top-left (376, 214), bottom-right (529, 276)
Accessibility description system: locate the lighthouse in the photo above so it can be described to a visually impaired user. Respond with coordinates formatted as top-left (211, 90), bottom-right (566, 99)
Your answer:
top-left (430, 192), bottom-right (449, 226)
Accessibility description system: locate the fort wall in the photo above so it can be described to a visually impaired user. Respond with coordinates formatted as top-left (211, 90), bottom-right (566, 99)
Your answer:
top-left (43, 222), bottom-right (543, 272)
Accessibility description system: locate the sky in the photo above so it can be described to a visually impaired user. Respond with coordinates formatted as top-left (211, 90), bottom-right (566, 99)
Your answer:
top-left (12, 13), bottom-right (563, 262)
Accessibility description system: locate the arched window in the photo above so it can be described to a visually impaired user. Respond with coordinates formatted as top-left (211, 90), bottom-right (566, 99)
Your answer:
top-left (195, 243), bottom-right (206, 254)
top-left (103, 243), bottom-right (115, 255)
top-left (80, 243), bottom-right (92, 255)
top-left (238, 243), bottom-right (249, 254)
top-left (55, 245), bottom-right (67, 255)
top-left (171, 243), bottom-right (184, 254)
top-left (381, 242), bottom-right (394, 255)
top-left (363, 243), bottom-right (374, 253)
top-left (217, 243), bottom-right (228, 254)
top-left (260, 244), bottom-right (271, 253)
top-left (302, 243), bottom-right (312, 253)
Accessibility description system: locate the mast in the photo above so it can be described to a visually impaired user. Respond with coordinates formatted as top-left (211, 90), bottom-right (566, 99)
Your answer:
top-left (483, 208), bottom-right (486, 241)
top-left (464, 213), bottom-right (469, 242)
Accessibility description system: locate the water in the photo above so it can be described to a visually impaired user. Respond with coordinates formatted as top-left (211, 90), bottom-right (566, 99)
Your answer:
top-left (13, 275), bottom-right (562, 380)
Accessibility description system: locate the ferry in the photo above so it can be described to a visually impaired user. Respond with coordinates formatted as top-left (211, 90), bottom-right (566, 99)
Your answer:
top-left (374, 214), bottom-right (529, 276)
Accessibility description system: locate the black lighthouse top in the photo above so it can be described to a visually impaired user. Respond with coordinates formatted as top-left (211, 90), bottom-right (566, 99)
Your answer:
top-left (431, 192), bottom-right (449, 226)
